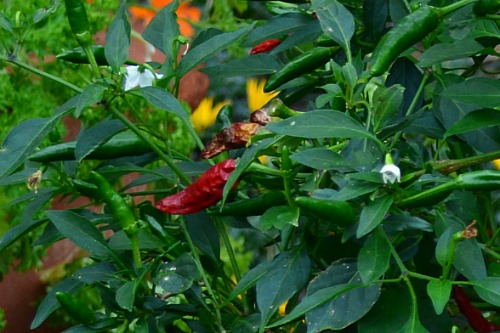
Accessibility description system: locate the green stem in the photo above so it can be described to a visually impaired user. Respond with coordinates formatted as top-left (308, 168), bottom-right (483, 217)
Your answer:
top-left (214, 217), bottom-right (250, 314)
top-left (81, 43), bottom-right (101, 79)
top-left (403, 275), bottom-right (421, 330)
top-left (441, 238), bottom-right (457, 280)
top-left (439, 0), bottom-right (478, 16)
top-left (380, 227), bottom-right (409, 274)
top-left (389, 73), bottom-right (429, 150)
top-left (109, 106), bottom-right (192, 185)
top-left (1, 56), bottom-right (82, 93)
top-left (129, 233), bottom-right (142, 270)
top-left (180, 219), bottom-right (224, 332)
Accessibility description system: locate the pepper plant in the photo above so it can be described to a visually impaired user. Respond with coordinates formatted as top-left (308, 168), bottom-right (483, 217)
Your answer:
top-left (0, 0), bottom-right (500, 332)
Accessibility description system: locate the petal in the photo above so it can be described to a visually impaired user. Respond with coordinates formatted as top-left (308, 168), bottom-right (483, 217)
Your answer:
top-left (138, 70), bottom-right (156, 87)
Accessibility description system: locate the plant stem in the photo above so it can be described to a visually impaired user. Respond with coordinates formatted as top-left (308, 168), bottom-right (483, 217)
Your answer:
top-left (180, 219), bottom-right (224, 332)
top-left (109, 105), bottom-right (192, 185)
top-left (1, 56), bottom-right (82, 93)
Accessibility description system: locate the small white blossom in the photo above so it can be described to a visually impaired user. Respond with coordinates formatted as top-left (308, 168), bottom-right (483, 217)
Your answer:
top-left (123, 66), bottom-right (164, 91)
top-left (380, 164), bottom-right (401, 184)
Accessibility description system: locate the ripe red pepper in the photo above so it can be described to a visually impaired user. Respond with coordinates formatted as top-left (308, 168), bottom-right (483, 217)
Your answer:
top-left (250, 39), bottom-right (281, 55)
top-left (452, 285), bottom-right (500, 333)
top-left (155, 159), bottom-right (239, 214)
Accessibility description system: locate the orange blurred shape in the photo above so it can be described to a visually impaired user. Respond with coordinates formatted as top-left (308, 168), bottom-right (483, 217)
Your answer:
top-left (129, 0), bottom-right (201, 37)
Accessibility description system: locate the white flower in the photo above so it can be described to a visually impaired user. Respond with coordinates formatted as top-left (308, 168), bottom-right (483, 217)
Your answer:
top-left (380, 152), bottom-right (401, 184)
top-left (123, 66), bottom-right (164, 91)
top-left (380, 164), bottom-right (401, 184)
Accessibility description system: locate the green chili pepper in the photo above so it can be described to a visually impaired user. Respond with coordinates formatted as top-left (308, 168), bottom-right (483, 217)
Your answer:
top-left (29, 131), bottom-right (155, 163)
top-left (64, 0), bottom-right (92, 47)
top-left (473, 0), bottom-right (500, 15)
top-left (295, 197), bottom-right (355, 227)
top-left (89, 171), bottom-right (138, 237)
top-left (264, 47), bottom-right (339, 92)
top-left (209, 191), bottom-right (286, 216)
top-left (73, 179), bottom-right (99, 197)
top-left (57, 45), bottom-right (137, 66)
top-left (369, 6), bottom-right (441, 76)
top-left (56, 291), bottom-right (96, 325)
top-left (399, 170), bottom-right (500, 208)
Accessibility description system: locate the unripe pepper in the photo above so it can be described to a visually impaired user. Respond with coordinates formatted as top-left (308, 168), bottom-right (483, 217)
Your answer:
top-left (264, 47), bottom-right (339, 92)
top-left (64, 0), bottom-right (92, 47)
top-left (89, 171), bottom-right (138, 237)
top-left (209, 191), bottom-right (286, 216)
top-left (295, 197), bottom-right (355, 227)
top-left (156, 159), bottom-right (239, 214)
top-left (370, 6), bottom-right (441, 76)
top-left (56, 291), bottom-right (96, 325)
top-left (250, 39), bottom-right (281, 55)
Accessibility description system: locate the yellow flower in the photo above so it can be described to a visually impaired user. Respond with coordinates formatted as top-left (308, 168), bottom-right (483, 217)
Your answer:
top-left (190, 97), bottom-right (229, 133)
top-left (493, 159), bottom-right (500, 170)
top-left (246, 78), bottom-right (279, 113)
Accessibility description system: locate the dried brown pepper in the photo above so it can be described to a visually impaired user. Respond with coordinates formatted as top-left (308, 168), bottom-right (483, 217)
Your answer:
top-left (155, 159), bottom-right (239, 214)
top-left (201, 122), bottom-right (261, 159)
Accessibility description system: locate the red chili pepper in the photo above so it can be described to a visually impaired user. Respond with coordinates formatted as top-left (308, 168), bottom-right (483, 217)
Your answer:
top-left (250, 39), bottom-right (281, 55)
top-left (155, 159), bottom-right (239, 214)
top-left (452, 285), bottom-right (500, 333)
top-left (201, 122), bottom-right (260, 159)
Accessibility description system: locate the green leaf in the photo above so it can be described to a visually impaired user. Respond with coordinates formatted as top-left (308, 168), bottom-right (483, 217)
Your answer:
top-left (75, 120), bottom-right (126, 162)
top-left (443, 77), bottom-right (500, 109)
top-left (473, 277), bottom-right (500, 306)
top-left (305, 260), bottom-right (381, 332)
top-left (358, 285), bottom-right (428, 333)
top-left (31, 278), bottom-right (84, 329)
top-left (32, 0), bottom-right (61, 24)
top-left (357, 195), bottom-right (393, 238)
top-left (256, 249), bottom-right (311, 330)
top-left (267, 110), bottom-right (378, 142)
top-left (291, 147), bottom-right (351, 171)
top-left (445, 109), bottom-right (500, 138)
top-left (327, 181), bottom-right (381, 201)
top-left (116, 280), bottom-right (136, 311)
top-left (261, 205), bottom-right (299, 230)
top-left (45, 210), bottom-right (115, 260)
top-left (426, 280), bottom-right (451, 315)
top-left (141, 86), bottom-right (188, 121)
top-left (373, 84), bottom-right (405, 132)
top-left (0, 108), bottom-right (69, 179)
top-left (453, 239), bottom-right (487, 281)
top-left (202, 54), bottom-right (283, 78)
top-left (435, 228), bottom-right (454, 267)
top-left (419, 39), bottom-right (484, 68)
top-left (242, 12), bottom-right (315, 47)
top-left (267, 284), bottom-right (352, 328)
top-left (468, 18), bottom-right (500, 39)
top-left (104, 0), bottom-right (131, 71)
top-left (0, 219), bottom-right (47, 252)
top-left (358, 228), bottom-right (391, 283)
top-left (312, 0), bottom-right (355, 52)
top-left (185, 212), bottom-right (220, 264)
top-left (177, 24), bottom-right (253, 77)
top-left (142, 2), bottom-right (179, 60)
top-left (227, 261), bottom-right (274, 302)
top-left (223, 137), bottom-right (278, 202)
top-left (75, 83), bottom-right (107, 117)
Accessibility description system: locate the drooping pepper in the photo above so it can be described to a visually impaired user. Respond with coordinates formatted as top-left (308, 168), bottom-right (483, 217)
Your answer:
top-left (473, 0), bottom-right (500, 16)
top-left (250, 39), bottom-right (282, 55)
top-left (156, 159), bottom-right (239, 214)
top-left (56, 291), bottom-right (96, 326)
top-left (369, 6), bottom-right (441, 76)
top-left (209, 191), bottom-right (287, 217)
top-left (452, 285), bottom-right (500, 332)
top-left (64, 0), bottom-right (92, 48)
top-left (295, 196), bottom-right (355, 227)
top-left (89, 171), bottom-right (138, 237)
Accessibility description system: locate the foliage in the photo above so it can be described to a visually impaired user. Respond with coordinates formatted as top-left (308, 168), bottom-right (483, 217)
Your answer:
top-left (0, 0), bottom-right (500, 332)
